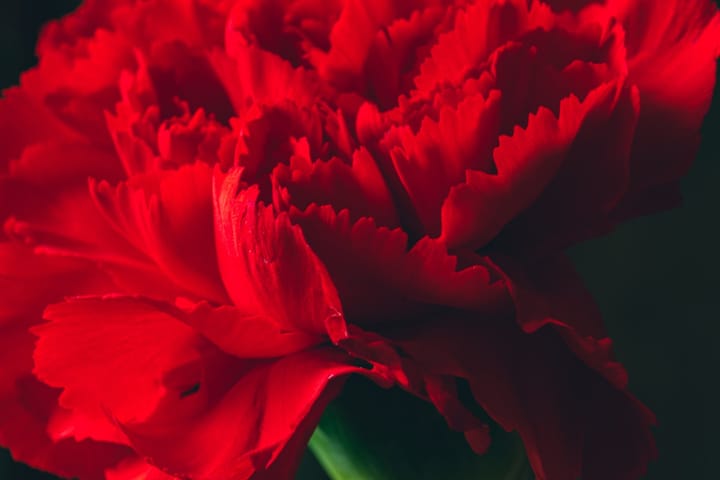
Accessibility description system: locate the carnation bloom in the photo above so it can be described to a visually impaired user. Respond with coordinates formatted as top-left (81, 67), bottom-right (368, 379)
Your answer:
top-left (1, 0), bottom-right (718, 479)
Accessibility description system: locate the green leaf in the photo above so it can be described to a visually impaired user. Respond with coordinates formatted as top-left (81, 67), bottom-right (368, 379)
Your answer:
top-left (307, 377), bottom-right (532, 480)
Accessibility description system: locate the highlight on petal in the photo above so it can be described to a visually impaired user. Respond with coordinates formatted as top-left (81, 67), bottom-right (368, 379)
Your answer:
top-left (604, 0), bottom-right (720, 207)
top-left (213, 168), bottom-right (346, 340)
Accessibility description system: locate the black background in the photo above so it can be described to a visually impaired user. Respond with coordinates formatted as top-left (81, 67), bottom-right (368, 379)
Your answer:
top-left (1, 1), bottom-right (718, 479)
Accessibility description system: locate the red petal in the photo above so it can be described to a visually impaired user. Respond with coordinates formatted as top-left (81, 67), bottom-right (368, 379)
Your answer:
top-left (104, 107), bottom-right (159, 177)
top-left (0, 323), bottom-right (131, 480)
top-left (46, 404), bottom-right (128, 446)
top-left (34, 296), bottom-right (383, 480)
top-left (214, 43), bottom-right (320, 113)
top-left (145, 42), bottom-right (236, 123)
top-left (498, 83), bottom-right (639, 253)
top-left (490, 254), bottom-right (629, 388)
top-left (356, 101), bottom-right (394, 145)
top-left (157, 109), bottom-right (234, 168)
top-left (214, 169), bottom-right (345, 339)
top-left (0, 242), bottom-right (105, 321)
top-left (606, 0), bottom-right (720, 202)
top-left (172, 300), bottom-right (324, 358)
top-left (0, 87), bottom-right (81, 173)
top-left (106, 458), bottom-right (178, 480)
top-left (424, 375), bottom-right (490, 454)
top-left (17, 27), bottom-right (134, 145)
top-left (34, 296), bottom-right (219, 425)
top-left (364, 7), bottom-right (447, 108)
top-left (10, 140), bottom-right (122, 186)
top-left (91, 162), bottom-right (228, 303)
top-left (120, 348), bottom-right (363, 480)
top-left (441, 80), bottom-right (637, 251)
top-left (413, 0), bottom-right (554, 94)
top-left (384, 90), bottom-right (501, 236)
top-left (3, 185), bottom-right (156, 279)
top-left (223, 0), bottom-right (313, 67)
top-left (291, 205), bottom-right (508, 326)
top-left (22, 28), bottom-right (131, 102)
top-left (488, 20), bottom-right (628, 133)
top-left (235, 103), bottom-right (323, 184)
top-left (396, 315), bottom-right (656, 480)
top-left (272, 147), bottom-right (398, 227)
top-left (307, 0), bottom-right (410, 90)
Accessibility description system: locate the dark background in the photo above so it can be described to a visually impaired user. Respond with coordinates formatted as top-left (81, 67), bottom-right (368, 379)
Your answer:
top-left (1, 1), bottom-right (718, 479)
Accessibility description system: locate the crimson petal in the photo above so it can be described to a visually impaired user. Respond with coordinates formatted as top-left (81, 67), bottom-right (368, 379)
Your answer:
top-left (91, 162), bottom-right (228, 303)
top-left (213, 168), bottom-right (346, 340)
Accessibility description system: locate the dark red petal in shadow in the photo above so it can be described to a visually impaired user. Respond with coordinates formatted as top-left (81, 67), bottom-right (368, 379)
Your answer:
top-left (395, 315), bottom-right (656, 480)
top-left (291, 205), bottom-right (508, 326)
top-left (490, 253), bottom-right (629, 388)
top-left (441, 80), bottom-right (637, 251)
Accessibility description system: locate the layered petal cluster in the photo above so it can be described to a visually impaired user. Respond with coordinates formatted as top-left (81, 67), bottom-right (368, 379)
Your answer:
top-left (1, 0), bottom-right (718, 479)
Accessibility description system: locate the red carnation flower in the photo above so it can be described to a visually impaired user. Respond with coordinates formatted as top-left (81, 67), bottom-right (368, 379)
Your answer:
top-left (1, 0), bottom-right (718, 479)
